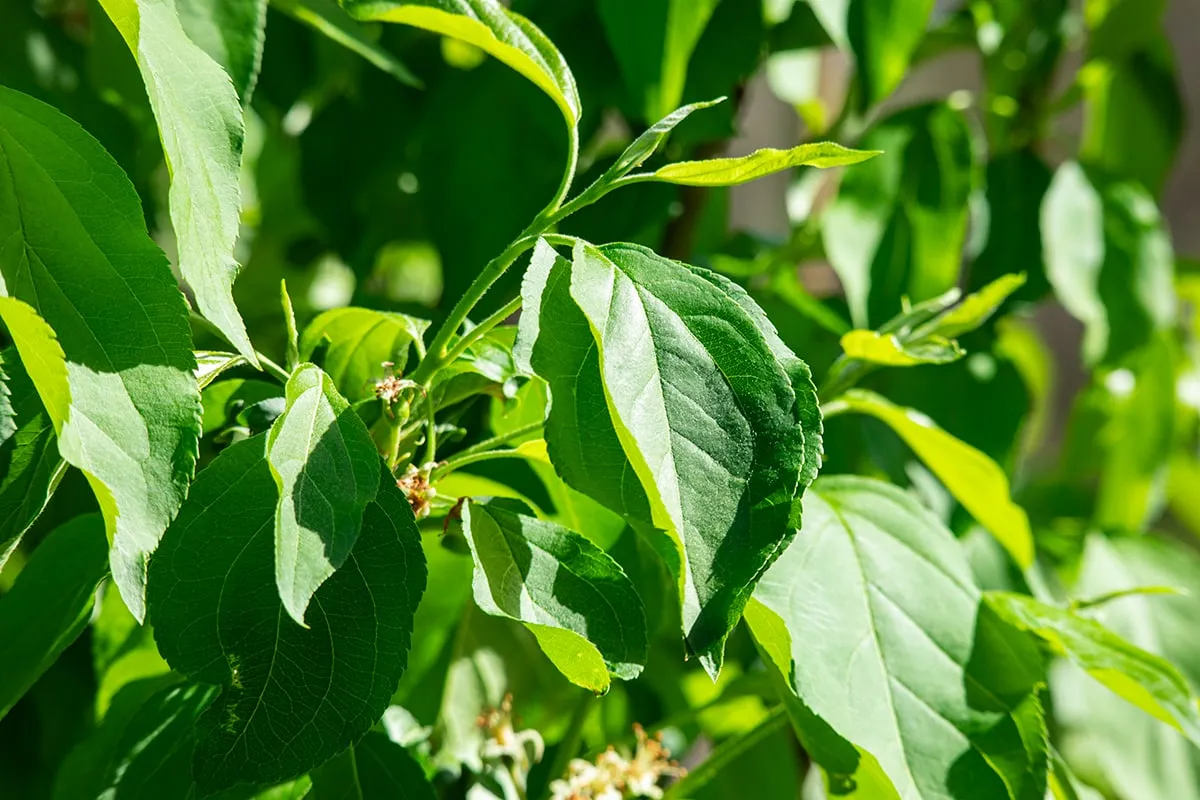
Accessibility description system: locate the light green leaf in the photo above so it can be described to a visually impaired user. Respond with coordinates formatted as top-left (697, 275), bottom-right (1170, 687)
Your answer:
top-left (147, 434), bottom-right (426, 791)
top-left (1041, 161), bottom-right (1175, 365)
top-left (598, 0), bottom-right (721, 121)
top-left (829, 389), bottom-right (1034, 567)
top-left (281, 280), bottom-right (299, 372)
top-left (840, 329), bottom-right (964, 366)
top-left (272, 0), bottom-right (422, 86)
top-left (823, 102), bottom-right (975, 328)
top-left (176, 0), bottom-right (268, 99)
top-left (0, 89), bottom-right (202, 620)
top-left (97, 0), bottom-right (257, 364)
top-left (987, 590), bottom-right (1200, 744)
top-left (1053, 535), bottom-right (1200, 799)
top-left (299, 307), bottom-right (429, 403)
top-left (459, 499), bottom-right (648, 692)
top-left (650, 142), bottom-right (880, 186)
top-left (926, 273), bottom-right (1028, 340)
top-left (519, 239), bottom-right (817, 674)
top-left (0, 346), bottom-right (64, 552)
top-left (266, 363), bottom-right (381, 624)
top-left (753, 476), bottom-right (1047, 799)
top-left (338, 0), bottom-right (580, 128)
top-left (606, 98), bottom-right (725, 180)
top-left (195, 350), bottom-right (249, 390)
top-left (309, 732), bottom-right (436, 799)
top-left (0, 514), bottom-right (108, 719)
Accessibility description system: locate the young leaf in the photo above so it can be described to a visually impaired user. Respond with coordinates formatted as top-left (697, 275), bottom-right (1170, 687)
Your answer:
top-left (338, 0), bottom-right (580, 128)
top-left (823, 102), bottom-right (975, 328)
top-left (309, 732), bottom-right (436, 799)
top-left (1041, 162), bottom-right (1175, 365)
top-left (266, 364), bottom-right (381, 624)
top-left (597, 0), bottom-right (721, 121)
top-left (828, 389), bottom-right (1034, 568)
top-left (606, 98), bottom-right (725, 180)
top-left (175, 0), bottom-right (268, 100)
top-left (839, 329), bottom-right (964, 366)
top-left (96, 0), bottom-right (258, 364)
top-left (520, 239), bottom-right (816, 675)
top-left (147, 434), bottom-right (426, 791)
top-left (753, 476), bottom-right (1047, 799)
top-left (0, 90), bottom-right (202, 620)
top-left (0, 514), bottom-right (108, 719)
top-left (273, 0), bottom-right (422, 87)
top-left (649, 142), bottom-right (879, 186)
top-left (458, 500), bottom-right (648, 692)
top-left (986, 590), bottom-right (1200, 744)
top-left (0, 347), bottom-right (64, 552)
top-left (194, 350), bottom-right (249, 390)
top-left (921, 273), bottom-right (1028, 340)
top-left (299, 307), bottom-right (430, 403)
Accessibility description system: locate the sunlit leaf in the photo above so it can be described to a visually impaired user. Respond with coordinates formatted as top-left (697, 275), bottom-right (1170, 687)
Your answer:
top-left (649, 142), bottom-right (880, 186)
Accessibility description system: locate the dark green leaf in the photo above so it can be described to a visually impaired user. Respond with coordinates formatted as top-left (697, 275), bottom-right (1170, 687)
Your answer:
top-left (266, 363), bottom-right (381, 624)
top-left (519, 239), bottom-right (817, 674)
top-left (147, 434), bottom-right (426, 791)
top-left (459, 499), bottom-right (648, 692)
top-left (176, 0), bottom-right (268, 99)
top-left (0, 89), bottom-right (202, 620)
top-left (0, 346), bottom-right (63, 553)
top-left (272, 0), bottom-right (422, 86)
top-left (96, 0), bottom-right (257, 363)
top-left (0, 514), bottom-right (108, 719)
top-left (1085, 0), bottom-right (1166, 62)
top-left (309, 732), bottom-right (436, 799)
top-left (823, 102), bottom-right (976, 328)
top-left (752, 476), bottom-right (1047, 799)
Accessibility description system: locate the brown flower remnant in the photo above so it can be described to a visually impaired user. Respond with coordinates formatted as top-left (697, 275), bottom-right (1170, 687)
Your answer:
top-left (396, 464), bottom-right (436, 519)
top-left (374, 362), bottom-right (419, 405)
top-left (550, 723), bottom-right (686, 800)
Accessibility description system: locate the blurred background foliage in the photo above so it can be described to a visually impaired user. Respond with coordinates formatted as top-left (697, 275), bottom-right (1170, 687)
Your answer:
top-left (1, 0), bottom-right (1198, 797)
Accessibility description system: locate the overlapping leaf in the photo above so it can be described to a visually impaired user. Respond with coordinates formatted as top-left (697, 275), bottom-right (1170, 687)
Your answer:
top-left (97, 0), bottom-right (257, 363)
top-left (752, 476), bottom-right (1047, 799)
top-left (518, 238), bottom-right (817, 674)
top-left (147, 434), bottom-right (426, 791)
top-left (273, 0), bottom-right (422, 86)
top-left (176, 0), bottom-right (268, 100)
top-left (299, 307), bottom-right (429, 403)
top-left (459, 500), bottom-right (647, 692)
top-left (309, 732), bottom-right (435, 799)
top-left (266, 363), bottom-right (381, 624)
top-left (0, 89), bottom-right (202, 619)
top-left (0, 346), bottom-right (63, 552)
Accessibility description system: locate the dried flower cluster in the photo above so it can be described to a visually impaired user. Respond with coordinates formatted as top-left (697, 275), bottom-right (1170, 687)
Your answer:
top-left (396, 464), bottom-right (437, 518)
top-left (476, 694), bottom-right (545, 794)
top-left (374, 363), bottom-right (419, 404)
top-left (550, 724), bottom-right (685, 800)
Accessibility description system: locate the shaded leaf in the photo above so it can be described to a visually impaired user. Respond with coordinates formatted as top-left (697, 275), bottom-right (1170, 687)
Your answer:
top-left (97, 0), bottom-right (257, 363)
top-left (272, 0), bottom-right (422, 86)
top-left (0, 514), bottom-right (108, 719)
top-left (830, 389), bottom-right (1034, 567)
top-left (299, 307), bottom-right (429, 403)
top-left (309, 732), bottom-right (436, 799)
top-left (0, 346), bottom-right (64, 552)
top-left (176, 0), bottom-right (268, 100)
top-left (459, 499), bottom-right (648, 692)
top-left (266, 363), bottom-right (381, 624)
top-left (0, 89), bottom-right (202, 619)
top-left (649, 142), bottom-right (880, 186)
top-left (147, 434), bottom-right (426, 791)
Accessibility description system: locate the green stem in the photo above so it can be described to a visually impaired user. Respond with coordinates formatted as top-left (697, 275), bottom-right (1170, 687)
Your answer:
top-left (453, 420), bottom-right (545, 460)
top-left (422, 393), bottom-right (438, 465)
top-left (430, 448), bottom-right (525, 481)
top-left (441, 295), bottom-right (522, 366)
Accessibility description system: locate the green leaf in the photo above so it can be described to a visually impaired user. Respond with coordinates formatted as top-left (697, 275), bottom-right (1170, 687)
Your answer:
top-left (337, 0), bottom-right (580, 129)
top-left (1041, 161), bottom-right (1175, 366)
top-left (176, 0), bottom-right (268, 99)
top-left (300, 307), bottom-right (430, 403)
top-left (649, 142), bottom-right (880, 186)
top-left (752, 476), bottom-right (1047, 799)
top-left (459, 499), bottom-right (648, 692)
top-left (0, 89), bottom-right (202, 620)
top-left (96, 0), bottom-right (257, 364)
top-left (597, 0), bottom-right (721, 121)
top-left (823, 102), bottom-right (976, 328)
top-left (1081, 35), bottom-right (1183, 196)
top-left (0, 514), bottom-right (108, 719)
top-left (0, 346), bottom-right (64, 552)
top-left (1085, 0), bottom-right (1166, 61)
top-left (272, 0), bottom-right (422, 86)
top-left (925, 274), bottom-right (1028, 340)
top-left (829, 389), bottom-right (1034, 568)
top-left (986, 590), bottom-right (1200, 744)
top-left (266, 363), bottom-right (382, 624)
top-left (840, 329), bottom-right (964, 366)
top-left (147, 434), bottom-right (426, 791)
top-left (606, 98), bottom-right (725, 180)
top-left (519, 239), bottom-right (817, 674)
top-left (309, 732), bottom-right (436, 799)
top-left (1053, 535), bottom-right (1200, 798)
top-left (195, 350), bottom-right (250, 390)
